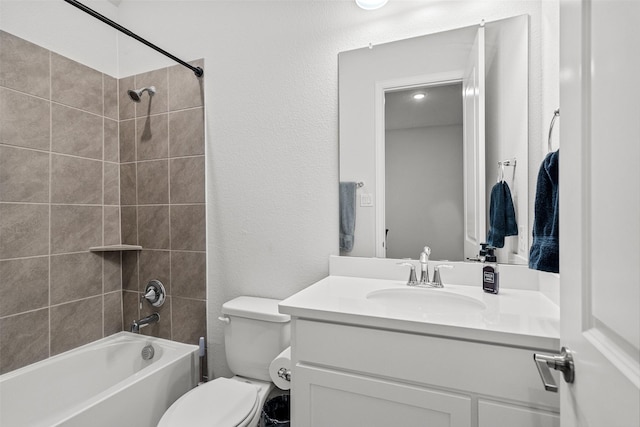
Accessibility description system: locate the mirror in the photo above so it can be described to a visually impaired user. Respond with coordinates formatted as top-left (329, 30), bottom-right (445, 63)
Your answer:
top-left (339, 15), bottom-right (529, 264)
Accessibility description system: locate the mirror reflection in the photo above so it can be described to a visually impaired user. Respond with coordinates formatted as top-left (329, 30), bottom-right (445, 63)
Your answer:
top-left (339, 15), bottom-right (529, 264)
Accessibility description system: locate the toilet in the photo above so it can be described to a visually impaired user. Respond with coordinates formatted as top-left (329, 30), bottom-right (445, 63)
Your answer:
top-left (158, 296), bottom-right (291, 427)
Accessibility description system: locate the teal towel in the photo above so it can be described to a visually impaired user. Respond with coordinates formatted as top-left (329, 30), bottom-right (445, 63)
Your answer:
top-left (529, 150), bottom-right (559, 273)
top-left (339, 182), bottom-right (357, 252)
top-left (486, 181), bottom-right (518, 248)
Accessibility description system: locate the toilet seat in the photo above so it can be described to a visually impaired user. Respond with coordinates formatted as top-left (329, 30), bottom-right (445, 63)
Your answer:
top-left (158, 378), bottom-right (260, 427)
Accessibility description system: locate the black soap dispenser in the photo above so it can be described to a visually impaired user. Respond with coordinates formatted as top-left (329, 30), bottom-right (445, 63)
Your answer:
top-left (482, 247), bottom-right (499, 294)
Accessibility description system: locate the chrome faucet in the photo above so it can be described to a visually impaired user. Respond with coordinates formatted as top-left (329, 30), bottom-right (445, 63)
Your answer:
top-left (419, 246), bottom-right (431, 285)
top-left (130, 313), bottom-right (160, 333)
top-left (431, 264), bottom-right (453, 288)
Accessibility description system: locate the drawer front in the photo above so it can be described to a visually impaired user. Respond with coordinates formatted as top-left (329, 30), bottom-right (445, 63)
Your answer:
top-left (294, 319), bottom-right (559, 410)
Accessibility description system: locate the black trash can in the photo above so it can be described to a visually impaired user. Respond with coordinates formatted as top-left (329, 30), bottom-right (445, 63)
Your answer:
top-left (260, 394), bottom-right (290, 427)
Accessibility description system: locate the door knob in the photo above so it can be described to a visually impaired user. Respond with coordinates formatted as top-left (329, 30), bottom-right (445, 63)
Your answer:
top-left (533, 346), bottom-right (575, 392)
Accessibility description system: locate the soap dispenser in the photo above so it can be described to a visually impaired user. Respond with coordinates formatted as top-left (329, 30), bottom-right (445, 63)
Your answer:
top-left (482, 247), bottom-right (499, 294)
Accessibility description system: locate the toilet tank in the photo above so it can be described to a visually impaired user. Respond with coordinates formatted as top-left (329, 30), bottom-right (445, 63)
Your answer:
top-left (221, 297), bottom-right (291, 382)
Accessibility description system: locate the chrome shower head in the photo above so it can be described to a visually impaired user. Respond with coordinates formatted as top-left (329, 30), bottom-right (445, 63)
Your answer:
top-left (127, 86), bottom-right (156, 102)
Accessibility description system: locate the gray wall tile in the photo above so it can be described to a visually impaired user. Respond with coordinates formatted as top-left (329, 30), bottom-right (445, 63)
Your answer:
top-left (50, 252), bottom-right (103, 305)
top-left (51, 155), bottom-right (102, 204)
top-left (121, 251), bottom-right (139, 292)
top-left (0, 308), bottom-right (49, 374)
top-left (170, 156), bottom-right (205, 204)
top-left (135, 68), bottom-right (168, 116)
top-left (118, 75), bottom-right (135, 120)
top-left (103, 252), bottom-right (122, 293)
top-left (104, 74), bottom-right (118, 120)
top-left (0, 31), bottom-right (50, 98)
top-left (172, 297), bottom-right (206, 345)
top-left (137, 160), bottom-right (168, 205)
top-left (119, 119), bottom-right (136, 163)
top-left (51, 103), bottom-right (102, 160)
top-left (120, 206), bottom-right (138, 245)
top-left (104, 119), bottom-right (119, 162)
top-left (50, 205), bottom-right (102, 254)
top-left (171, 251), bottom-right (205, 300)
top-left (0, 146), bottom-right (49, 203)
top-left (139, 250), bottom-right (170, 295)
top-left (169, 108), bottom-right (204, 157)
top-left (122, 290), bottom-right (140, 328)
top-left (119, 162), bottom-right (137, 206)
top-left (104, 206), bottom-right (121, 246)
top-left (104, 162), bottom-right (120, 206)
top-left (51, 53), bottom-right (102, 115)
top-left (136, 114), bottom-right (168, 160)
top-left (0, 256), bottom-right (49, 317)
top-left (104, 291), bottom-right (123, 336)
top-left (0, 203), bottom-right (49, 259)
top-left (170, 204), bottom-right (206, 251)
top-left (50, 297), bottom-right (102, 355)
top-left (138, 205), bottom-right (170, 249)
top-left (168, 59), bottom-right (204, 111)
top-left (0, 88), bottom-right (50, 150)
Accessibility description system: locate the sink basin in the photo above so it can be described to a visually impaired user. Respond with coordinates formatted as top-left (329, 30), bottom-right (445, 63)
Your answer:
top-left (366, 288), bottom-right (486, 315)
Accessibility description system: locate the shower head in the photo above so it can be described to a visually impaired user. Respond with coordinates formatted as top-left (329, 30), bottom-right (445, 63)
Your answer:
top-left (127, 86), bottom-right (156, 102)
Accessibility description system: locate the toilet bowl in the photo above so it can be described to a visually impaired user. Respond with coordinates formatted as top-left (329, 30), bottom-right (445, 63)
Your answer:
top-left (158, 297), bottom-right (290, 427)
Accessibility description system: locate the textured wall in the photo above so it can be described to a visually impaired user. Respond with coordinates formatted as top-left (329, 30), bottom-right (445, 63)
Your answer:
top-left (0, 30), bottom-right (122, 374)
top-left (118, 61), bottom-right (207, 345)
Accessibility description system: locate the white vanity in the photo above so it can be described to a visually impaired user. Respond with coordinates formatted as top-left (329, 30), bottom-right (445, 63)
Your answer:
top-left (279, 256), bottom-right (560, 427)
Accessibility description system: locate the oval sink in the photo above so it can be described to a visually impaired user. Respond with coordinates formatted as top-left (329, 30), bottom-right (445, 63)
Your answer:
top-left (366, 288), bottom-right (486, 315)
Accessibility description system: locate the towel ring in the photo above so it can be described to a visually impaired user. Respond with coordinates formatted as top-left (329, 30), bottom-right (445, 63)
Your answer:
top-left (548, 109), bottom-right (560, 152)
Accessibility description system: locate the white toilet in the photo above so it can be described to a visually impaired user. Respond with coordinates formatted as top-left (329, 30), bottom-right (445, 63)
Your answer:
top-left (158, 296), bottom-right (291, 427)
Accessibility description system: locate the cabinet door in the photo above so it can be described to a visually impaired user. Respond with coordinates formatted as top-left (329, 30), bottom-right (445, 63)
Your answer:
top-left (478, 400), bottom-right (559, 427)
top-left (293, 364), bottom-right (471, 427)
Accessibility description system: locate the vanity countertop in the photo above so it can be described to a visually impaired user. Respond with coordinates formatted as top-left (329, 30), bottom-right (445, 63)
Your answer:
top-left (279, 275), bottom-right (560, 351)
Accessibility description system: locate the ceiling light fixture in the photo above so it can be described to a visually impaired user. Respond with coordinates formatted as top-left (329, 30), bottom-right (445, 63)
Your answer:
top-left (356, 0), bottom-right (388, 11)
top-left (413, 93), bottom-right (426, 100)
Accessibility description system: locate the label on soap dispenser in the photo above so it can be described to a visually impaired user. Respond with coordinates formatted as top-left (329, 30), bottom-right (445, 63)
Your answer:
top-left (483, 266), bottom-right (499, 294)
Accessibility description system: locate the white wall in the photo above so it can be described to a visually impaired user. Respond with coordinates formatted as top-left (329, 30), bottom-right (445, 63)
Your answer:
top-left (0, 0), bottom-right (119, 76)
top-left (385, 125), bottom-right (464, 261)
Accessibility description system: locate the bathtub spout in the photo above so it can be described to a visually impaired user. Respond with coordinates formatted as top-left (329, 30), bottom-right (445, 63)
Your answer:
top-left (130, 313), bottom-right (160, 333)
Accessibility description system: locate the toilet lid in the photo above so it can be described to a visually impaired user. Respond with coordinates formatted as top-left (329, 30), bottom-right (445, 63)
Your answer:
top-left (158, 378), bottom-right (259, 427)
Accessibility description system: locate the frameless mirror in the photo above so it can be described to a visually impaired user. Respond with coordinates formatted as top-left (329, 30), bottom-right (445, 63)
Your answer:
top-left (339, 15), bottom-right (529, 264)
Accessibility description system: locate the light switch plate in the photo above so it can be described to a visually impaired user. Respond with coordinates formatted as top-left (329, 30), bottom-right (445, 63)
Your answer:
top-left (360, 193), bottom-right (373, 207)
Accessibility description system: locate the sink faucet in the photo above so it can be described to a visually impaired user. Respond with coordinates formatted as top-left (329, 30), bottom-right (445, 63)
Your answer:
top-left (431, 264), bottom-right (453, 288)
top-left (419, 246), bottom-right (431, 285)
top-left (130, 312), bottom-right (160, 333)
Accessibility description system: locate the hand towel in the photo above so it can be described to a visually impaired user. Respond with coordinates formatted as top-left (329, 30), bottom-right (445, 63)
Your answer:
top-left (339, 182), bottom-right (357, 252)
top-left (529, 150), bottom-right (559, 273)
top-left (486, 181), bottom-right (518, 248)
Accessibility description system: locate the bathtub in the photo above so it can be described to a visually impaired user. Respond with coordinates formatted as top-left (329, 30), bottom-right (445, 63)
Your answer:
top-left (0, 332), bottom-right (199, 427)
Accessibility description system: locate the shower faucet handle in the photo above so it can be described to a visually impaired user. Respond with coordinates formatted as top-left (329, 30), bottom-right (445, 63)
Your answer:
top-left (140, 280), bottom-right (166, 309)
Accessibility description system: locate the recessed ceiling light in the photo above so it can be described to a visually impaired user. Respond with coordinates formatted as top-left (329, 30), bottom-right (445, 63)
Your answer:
top-left (413, 93), bottom-right (426, 100)
top-left (356, 0), bottom-right (389, 10)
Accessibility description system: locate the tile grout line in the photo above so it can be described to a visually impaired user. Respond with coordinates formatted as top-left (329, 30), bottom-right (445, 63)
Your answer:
top-left (167, 66), bottom-right (173, 341)
top-left (101, 72), bottom-right (106, 338)
top-left (48, 49), bottom-right (52, 359)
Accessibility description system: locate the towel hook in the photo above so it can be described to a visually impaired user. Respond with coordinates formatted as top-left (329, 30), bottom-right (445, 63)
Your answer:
top-left (548, 109), bottom-right (560, 152)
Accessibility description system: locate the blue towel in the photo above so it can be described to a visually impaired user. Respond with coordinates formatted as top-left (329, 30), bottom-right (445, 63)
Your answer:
top-left (339, 182), bottom-right (357, 252)
top-left (529, 150), bottom-right (559, 273)
top-left (486, 181), bottom-right (518, 248)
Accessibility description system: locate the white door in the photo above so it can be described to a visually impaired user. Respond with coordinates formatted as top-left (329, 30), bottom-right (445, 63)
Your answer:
top-left (462, 26), bottom-right (486, 260)
top-left (559, 0), bottom-right (640, 425)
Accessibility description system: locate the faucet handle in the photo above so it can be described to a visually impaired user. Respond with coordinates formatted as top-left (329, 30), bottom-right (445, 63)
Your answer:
top-left (432, 264), bottom-right (454, 288)
top-left (397, 262), bottom-right (418, 286)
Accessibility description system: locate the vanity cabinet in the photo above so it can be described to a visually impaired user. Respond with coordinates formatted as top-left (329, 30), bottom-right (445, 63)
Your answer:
top-left (291, 319), bottom-right (559, 427)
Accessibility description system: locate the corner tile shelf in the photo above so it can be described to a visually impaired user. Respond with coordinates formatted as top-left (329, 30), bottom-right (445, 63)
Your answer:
top-left (89, 245), bottom-right (143, 252)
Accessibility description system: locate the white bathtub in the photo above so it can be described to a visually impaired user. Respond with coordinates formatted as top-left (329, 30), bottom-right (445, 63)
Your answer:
top-left (0, 332), bottom-right (199, 427)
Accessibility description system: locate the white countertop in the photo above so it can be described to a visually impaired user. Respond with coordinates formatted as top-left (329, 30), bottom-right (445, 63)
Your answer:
top-left (279, 275), bottom-right (560, 351)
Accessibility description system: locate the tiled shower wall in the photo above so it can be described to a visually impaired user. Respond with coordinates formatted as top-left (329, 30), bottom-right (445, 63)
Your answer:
top-left (0, 31), bottom-right (123, 374)
top-left (0, 30), bottom-right (207, 374)
top-left (118, 61), bottom-right (207, 345)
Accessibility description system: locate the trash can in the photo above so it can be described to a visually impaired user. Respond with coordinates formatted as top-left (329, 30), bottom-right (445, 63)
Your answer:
top-left (260, 394), bottom-right (290, 427)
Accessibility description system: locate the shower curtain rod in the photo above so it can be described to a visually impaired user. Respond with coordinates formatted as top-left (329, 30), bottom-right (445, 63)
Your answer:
top-left (63, 0), bottom-right (203, 77)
